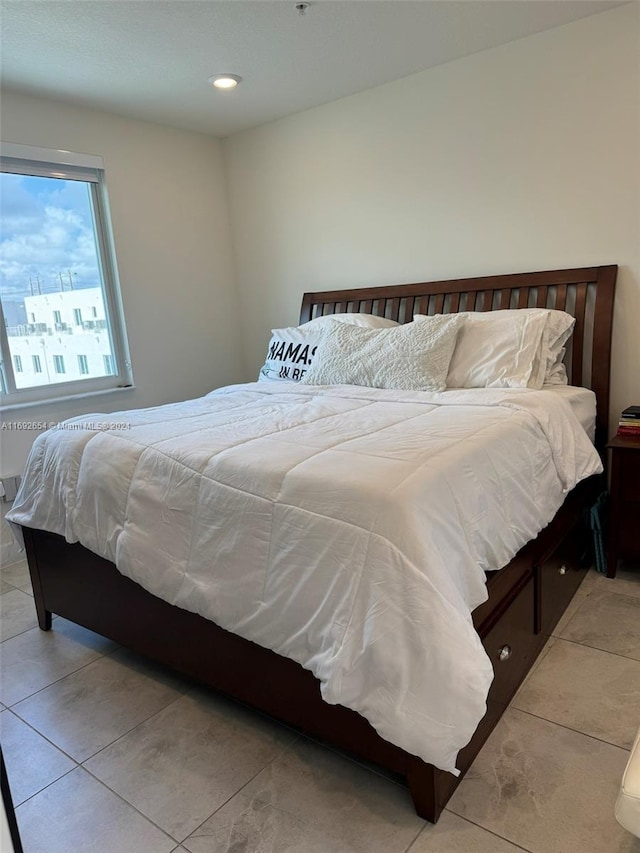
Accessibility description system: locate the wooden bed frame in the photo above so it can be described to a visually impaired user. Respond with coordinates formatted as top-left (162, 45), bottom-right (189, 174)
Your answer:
top-left (21, 265), bottom-right (617, 823)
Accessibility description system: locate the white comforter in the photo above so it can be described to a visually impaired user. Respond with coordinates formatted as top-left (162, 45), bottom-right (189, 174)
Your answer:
top-left (8, 382), bottom-right (602, 773)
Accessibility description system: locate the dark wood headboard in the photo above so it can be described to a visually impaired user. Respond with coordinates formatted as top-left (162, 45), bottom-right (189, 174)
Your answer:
top-left (300, 265), bottom-right (617, 451)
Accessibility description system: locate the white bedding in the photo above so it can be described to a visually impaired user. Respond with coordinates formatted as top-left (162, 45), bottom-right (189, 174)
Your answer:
top-left (8, 382), bottom-right (602, 774)
top-left (542, 384), bottom-right (597, 441)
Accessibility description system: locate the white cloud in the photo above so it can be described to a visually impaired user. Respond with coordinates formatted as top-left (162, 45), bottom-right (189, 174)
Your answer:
top-left (0, 194), bottom-right (100, 299)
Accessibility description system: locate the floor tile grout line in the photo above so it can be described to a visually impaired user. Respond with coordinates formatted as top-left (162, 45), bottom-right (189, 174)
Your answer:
top-left (181, 732), bottom-right (304, 845)
top-left (2, 642), bottom-right (118, 709)
top-left (550, 633), bottom-right (640, 663)
top-left (555, 586), bottom-right (640, 625)
top-left (1, 622), bottom-right (47, 644)
top-left (400, 821), bottom-right (426, 853)
top-left (441, 807), bottom-right (535, 852)
top-left (61, 763), bottom-right (180, 846)
top-left (0, 579), bottom-right (34, 595)
top-left (586, 582), bottom-right (640, 601)
top-left (78, 690), bottom-right (189, 767)
top-left (513, 633), bottom-right (640, 705)
top-left (507, 705), bottom-right (633, 754)
top-left (446, 809), bottom-right (535, 852)
top-left (13, 765), bottom-right (78, 812)
top-left (0, 558), bottom-right (29, 570)
top-left (2, 706), bottom-right (84, 772)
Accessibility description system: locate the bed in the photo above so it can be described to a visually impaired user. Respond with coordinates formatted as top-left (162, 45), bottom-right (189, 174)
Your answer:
top-left (9, 264), bottom-right (617, 822)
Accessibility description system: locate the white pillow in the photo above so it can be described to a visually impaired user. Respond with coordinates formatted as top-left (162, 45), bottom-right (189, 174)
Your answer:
top-left (258, 326), bottom-right (320, 382)
top-left (258, 314), bottom-right (399, 382)
top-left (301, 315), bottom-right (462, 391)
top-left (415, 310), bottom-right (549, 389)
top-left (302, 313), bottom-right (399, 330)
top-left (538, 310), bottom-right (575, 386)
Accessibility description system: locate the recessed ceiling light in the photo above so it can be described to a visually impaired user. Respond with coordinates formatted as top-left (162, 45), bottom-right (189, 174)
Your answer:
top-left (209, 74), bottom-right (242, 90)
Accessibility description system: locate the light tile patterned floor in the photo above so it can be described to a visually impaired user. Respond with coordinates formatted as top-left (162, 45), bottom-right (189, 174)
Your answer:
top-left (2, 558), bottom-right (640, 853)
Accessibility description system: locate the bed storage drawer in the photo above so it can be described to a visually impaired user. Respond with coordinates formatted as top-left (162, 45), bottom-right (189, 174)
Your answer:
top-left (481, 576), bottom-right (540, 709)
top-left (535, 524), bottom-right (588, 637)
top-left (451, 576), bottom-right (542, 788)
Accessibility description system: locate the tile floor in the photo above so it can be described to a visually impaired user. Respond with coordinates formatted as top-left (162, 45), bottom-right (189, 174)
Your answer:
top-left (2, 557), bottom-right (640, 853)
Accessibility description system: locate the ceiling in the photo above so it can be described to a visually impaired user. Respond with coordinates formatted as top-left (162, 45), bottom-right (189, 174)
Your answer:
top-left (0, 0), bottom-right (628, 138)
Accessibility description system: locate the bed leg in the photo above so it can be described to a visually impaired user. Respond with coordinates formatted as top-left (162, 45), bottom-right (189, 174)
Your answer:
top-left (21, 527), bottom-right (52, 631)
top-left (406, 757), bottom-right (442, 823)
top-left (35, 603), bottom-right (52, 631)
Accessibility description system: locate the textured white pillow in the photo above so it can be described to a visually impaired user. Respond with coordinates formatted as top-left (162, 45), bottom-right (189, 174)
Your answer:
top-left (301, 315), bottom-right (463, 391)
top-left (302, 313), bottom-right (399, 330)
top-left (258, 314), bottom-right (400, 382)
top-left (415, 310), bottom-right (549, 389)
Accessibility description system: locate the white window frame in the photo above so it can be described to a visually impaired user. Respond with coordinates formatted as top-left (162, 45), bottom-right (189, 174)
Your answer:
top-left (0, 142), bottom-right (133, 409)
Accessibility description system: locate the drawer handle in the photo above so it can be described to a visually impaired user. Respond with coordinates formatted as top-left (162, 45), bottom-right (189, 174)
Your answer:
top-left (498, 645), bottom-right (512, 662)
top-left (558, 565), bottom-right (567, 575)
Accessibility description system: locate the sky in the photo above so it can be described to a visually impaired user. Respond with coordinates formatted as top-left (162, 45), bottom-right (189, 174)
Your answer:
top-left (0, 173), bottom-right (101, 304)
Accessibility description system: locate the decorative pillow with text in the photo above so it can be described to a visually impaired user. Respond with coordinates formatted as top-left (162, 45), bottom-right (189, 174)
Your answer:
top-left (258, 314), bottom-right (399, 383)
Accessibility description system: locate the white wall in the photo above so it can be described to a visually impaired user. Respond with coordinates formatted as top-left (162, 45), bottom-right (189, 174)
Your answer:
top-left (224, 4), bottom-right (640, 428)
top-left (0, 93), bottom-right (243, 564)
top-left (0, 91), bottom-right (243, 476)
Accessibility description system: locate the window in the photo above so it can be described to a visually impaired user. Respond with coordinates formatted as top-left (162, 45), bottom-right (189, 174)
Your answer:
top-left (0, 142), bottom-right (133, 405)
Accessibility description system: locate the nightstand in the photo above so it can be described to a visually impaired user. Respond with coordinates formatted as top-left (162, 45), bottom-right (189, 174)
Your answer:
top-left (606, 434), bottom-right (640, 578)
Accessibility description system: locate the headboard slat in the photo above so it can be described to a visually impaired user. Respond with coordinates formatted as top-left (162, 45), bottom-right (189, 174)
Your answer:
top-left (431, 294), bottom-right (445, 315)
top-left (388, 298), bottom-right (401, 322)
top-left (570, 282), bottom-right (588, 386)
top-left (555, 285), bottom-right (568, 311)
top-left (536, 286), bottom-right (548, 308)
top-left (415, 296), bottom-right (429, 315)
top-left (404, 296), bottom-right (415, 323)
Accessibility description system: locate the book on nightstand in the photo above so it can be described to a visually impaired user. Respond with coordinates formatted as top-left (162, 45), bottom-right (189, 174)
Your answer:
top-left (617, 405), bottom-right (640, 437)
